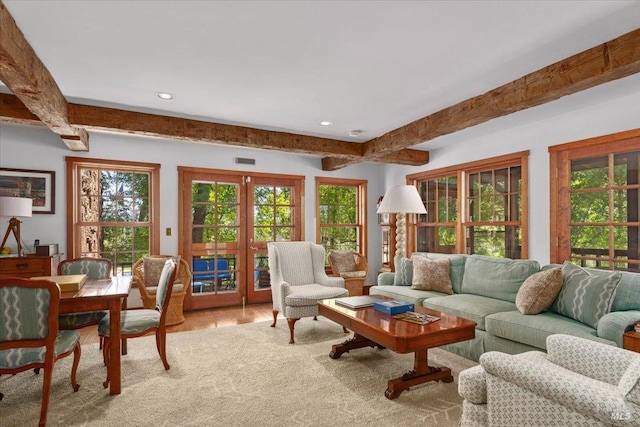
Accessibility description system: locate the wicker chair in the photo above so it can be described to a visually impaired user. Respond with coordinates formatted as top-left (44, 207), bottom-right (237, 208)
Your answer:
top-left (328, 250), bottom-right (370, 296)
top-left (132, 255), bottom-right (192, 326)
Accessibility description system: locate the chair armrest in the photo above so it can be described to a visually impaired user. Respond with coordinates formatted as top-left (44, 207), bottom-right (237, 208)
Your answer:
top-left (318, 275), bottom-right (345, 288)
top-left (545, 334), bottom-right (637, 384)
top-left (598, 310), bottom-right (640, 347)
top-left (134, 276), bottom-right (152, 299)
top-left (377, 272), bottom-right (395, 286)
top-left (481, 351), bottom-right (631, 424)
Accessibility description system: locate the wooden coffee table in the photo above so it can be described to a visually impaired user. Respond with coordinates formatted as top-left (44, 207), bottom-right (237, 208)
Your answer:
top-left (318, 296), bottom-right (476, 399)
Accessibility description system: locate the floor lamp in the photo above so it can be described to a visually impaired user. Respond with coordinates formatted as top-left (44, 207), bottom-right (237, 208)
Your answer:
top-left (376, 185), bottom-right (426, 260)
top-left (0, 197), bottom-right (33, 257)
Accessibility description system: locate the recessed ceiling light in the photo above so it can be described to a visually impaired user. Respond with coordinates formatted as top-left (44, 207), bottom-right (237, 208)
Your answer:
top-left (156, 92), bottom-right (173, 100)
top-left (349, 130), bottom-right (363, 137)
top-left (319, 121), bottom-right (333, 126)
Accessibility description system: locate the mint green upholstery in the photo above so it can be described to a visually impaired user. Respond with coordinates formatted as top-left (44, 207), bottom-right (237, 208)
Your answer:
top-left (0, 278), bottom-right (81, 426)
top-left (98, 259), bottom-right (176, 388)
top-left (369, 285), bottom-right (446, 305)
top-left (373, 254), bottom-right (640, 363)
top-left (485, 311), bottom-right (615, 350)
top-left (550, 262), bottom-right (621, 329)
top-left (99, 259), bottom-right (175, 337)
top-left (58, 257), bottom-right (111, 330)
top-left (59, 257), bottom-right (112, 279)
top-left (461, 255), bottom-right (539, 303)
top-left (423, 294), bottom-right (517, 330)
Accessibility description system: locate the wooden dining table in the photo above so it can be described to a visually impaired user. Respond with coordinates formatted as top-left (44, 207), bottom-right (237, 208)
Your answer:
top-left (56, 276), bottom-right (132, 395)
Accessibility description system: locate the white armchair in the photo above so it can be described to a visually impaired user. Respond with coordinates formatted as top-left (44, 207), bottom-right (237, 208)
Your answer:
top-left (267, 241), bottom-right (349, 344)
top-left (458, 334), bottom-right (640, 426)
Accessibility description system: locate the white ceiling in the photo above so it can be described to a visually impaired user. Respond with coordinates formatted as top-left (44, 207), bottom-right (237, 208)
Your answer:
top-left (3, 0), bottom-right (640, 152)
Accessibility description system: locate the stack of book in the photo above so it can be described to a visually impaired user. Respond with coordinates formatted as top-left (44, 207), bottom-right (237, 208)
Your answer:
top-left (373, 299), bottom-right (414, 315)
top-left (635, 321), bottom-right (640, 333)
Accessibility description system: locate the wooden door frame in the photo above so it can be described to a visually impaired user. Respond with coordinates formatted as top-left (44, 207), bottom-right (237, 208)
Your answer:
top-left (178, 166), bottom-right (305, 309)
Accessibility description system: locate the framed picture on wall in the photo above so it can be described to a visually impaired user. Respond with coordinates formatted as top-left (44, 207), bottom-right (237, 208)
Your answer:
top-left (0, 168), bottom-right (55, 214)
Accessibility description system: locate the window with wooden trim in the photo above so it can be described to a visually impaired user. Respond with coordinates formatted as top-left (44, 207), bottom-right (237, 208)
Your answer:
top-left (66, 157), bottom-right (160, 276)
top-left (408, 151), bottom-right (528, 259)
top-left (315, 177), bottom-right (367, 261)
top-left (550, 129), bottom-right (640, 271)
top-left (415, 175), bottom-right (458, 254)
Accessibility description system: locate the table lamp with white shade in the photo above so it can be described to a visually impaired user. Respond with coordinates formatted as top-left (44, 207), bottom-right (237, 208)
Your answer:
top-left (376, 185), bottom-right (426, 260)
top-left (0, 196), bottom-right (33, 256)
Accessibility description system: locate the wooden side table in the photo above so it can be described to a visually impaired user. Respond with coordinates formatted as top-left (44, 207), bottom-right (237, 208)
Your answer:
top-left (623, 330), bottom-right (640, 353)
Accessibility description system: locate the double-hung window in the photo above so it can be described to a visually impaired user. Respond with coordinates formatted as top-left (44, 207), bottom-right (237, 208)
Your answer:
top-left (550, 130), bottom-right (640, 271)
top-left (408, 151), bottom-right (528, 259)
top-left (315, 177), bottom-right (367, 261)
top-left (66, 157), bottom-right (160, 275)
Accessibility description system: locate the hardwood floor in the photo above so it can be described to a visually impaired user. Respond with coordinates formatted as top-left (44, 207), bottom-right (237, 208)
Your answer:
top-left (78, 302), bottom-right (274, 346)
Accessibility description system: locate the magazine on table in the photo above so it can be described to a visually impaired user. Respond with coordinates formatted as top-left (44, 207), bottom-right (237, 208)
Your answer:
top-left (393, 311), bottom-right (440, 325)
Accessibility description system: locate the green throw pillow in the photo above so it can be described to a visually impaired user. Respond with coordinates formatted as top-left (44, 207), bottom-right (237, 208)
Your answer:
top-left (550, 261), bottom-right (622, 328)
top-left (393, 257), bottom-right (413, 286)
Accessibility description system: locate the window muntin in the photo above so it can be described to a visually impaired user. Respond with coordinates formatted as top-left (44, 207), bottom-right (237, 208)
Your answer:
top-left (567, 150), bottom-right (640, 270)
top-left (67, 157), bottom-right (159, 276)
top-left (408, 151), bottom-right (528, 259)
top-left (415, 176), bottom-right (458, 253)
top-left (316, 178), bottom-right (367, 262)
top-left (465, 166), bottom-right (522, 258)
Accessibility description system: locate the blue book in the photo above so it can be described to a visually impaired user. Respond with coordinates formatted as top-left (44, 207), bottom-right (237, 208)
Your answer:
top-left (373, 300), bottom-right (414, 315)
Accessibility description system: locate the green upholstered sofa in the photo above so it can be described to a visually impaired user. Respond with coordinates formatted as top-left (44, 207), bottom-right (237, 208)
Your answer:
top-left (371, 253), bottom-right (640, 362)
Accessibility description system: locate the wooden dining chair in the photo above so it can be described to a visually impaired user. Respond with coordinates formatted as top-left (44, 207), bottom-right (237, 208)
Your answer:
top-left (0, 277), bottom-right (81, 427)
top-left (98, 259), bottom-right (177, 388)
top-left (57, 257), bottom-right (112, 351)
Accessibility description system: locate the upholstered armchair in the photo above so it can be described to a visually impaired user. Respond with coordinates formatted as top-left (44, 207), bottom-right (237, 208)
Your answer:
top-left (458, 334), bottom-right (640, 426)
top-left (99, 259), bottom-right (177, 389)
top-left (0, 278), bottom-right (81, 427)
top-left (328, 250), bottom-right (369, 296)
top-left (267, 241), bottom-right (349, 344)
top-left (133, 255), bottom-right (192, 326)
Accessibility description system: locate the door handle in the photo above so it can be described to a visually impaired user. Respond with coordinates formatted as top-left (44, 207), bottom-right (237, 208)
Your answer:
top-left (250, 246), bottom-right (259, 251)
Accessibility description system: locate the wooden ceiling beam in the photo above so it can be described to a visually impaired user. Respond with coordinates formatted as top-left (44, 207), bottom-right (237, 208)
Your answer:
top-left (66, 103), bottom-right (429, 165)
top-left (322, 27), bottom-right (640, 170)
top-left (0, 1), bottom-right (88, 150)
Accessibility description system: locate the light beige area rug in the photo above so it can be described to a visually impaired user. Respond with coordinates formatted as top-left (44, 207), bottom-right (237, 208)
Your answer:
top-left (0, 318), bottom-right (476, 426)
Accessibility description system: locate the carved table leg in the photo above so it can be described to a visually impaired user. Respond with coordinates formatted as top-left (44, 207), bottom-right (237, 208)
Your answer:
top-left (384, 348), bottom-right (453, 399)
top-left (329, 333), bottom-right (378, 359)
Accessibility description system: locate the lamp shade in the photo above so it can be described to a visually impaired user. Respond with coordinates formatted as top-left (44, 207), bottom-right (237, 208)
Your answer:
top-left (376, 185), bottom-right (426, 214)
top-left (0, 197), bottom-right (33, 217)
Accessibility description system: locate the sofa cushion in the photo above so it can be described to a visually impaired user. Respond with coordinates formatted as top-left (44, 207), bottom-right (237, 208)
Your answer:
top-left (461, 255), bottom-right (539, 303)
top-left (422, 294), bottom-right (517, 330)
top-left (393, 256), bottom-right (414, 286)
top-left (515, 268), bottom-right (563, 315)
top-left (485, 310), bottom-right (616, 351)
top-left (369, 285), bottom-right (445, 305)
top-left (411, 256), bottom-right (453, 294)
top-left (550, 262), bottom-right (621, 329)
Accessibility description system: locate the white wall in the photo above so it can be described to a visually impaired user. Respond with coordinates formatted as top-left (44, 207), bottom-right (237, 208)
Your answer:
top-left (1, 74), bottom-right (639, 273)
top-left (385, 75), bottom-right (640, 265)
top-left (0, 123), bottom-right (386, 272)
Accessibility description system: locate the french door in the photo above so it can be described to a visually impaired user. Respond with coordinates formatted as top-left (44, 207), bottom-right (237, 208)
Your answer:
top-left (178, 167), bottom-right (303, 310)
